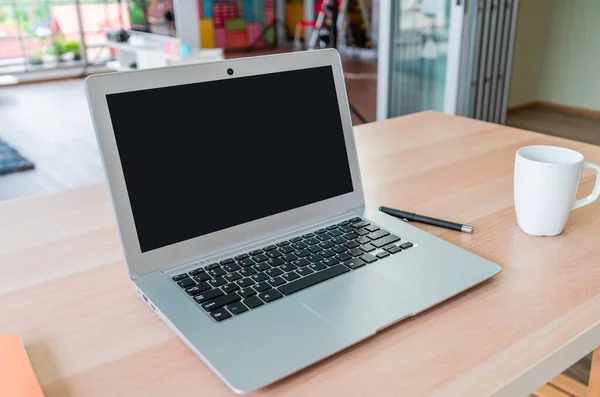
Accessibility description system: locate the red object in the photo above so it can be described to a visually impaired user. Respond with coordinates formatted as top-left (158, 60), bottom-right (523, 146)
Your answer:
top-left (246, 22), bottom-right (263, 46)
top-left (226, 30), bottom-right (247, 49)
top-left (213, 3), bottom-right (237, 28)
top-left (265, 7), bottom-right (275, 25)
top-left (215, 27), bottom-right (227, 48)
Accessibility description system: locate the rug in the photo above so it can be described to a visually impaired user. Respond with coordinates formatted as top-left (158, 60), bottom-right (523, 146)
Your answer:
top-left (0, 138), bottom-right (34, 175)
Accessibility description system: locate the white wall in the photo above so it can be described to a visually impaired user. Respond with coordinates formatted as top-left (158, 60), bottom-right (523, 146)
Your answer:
top-left (508, 0), bottom-right (551, 107)
top-left (508, 0), bottom-right (600, 111)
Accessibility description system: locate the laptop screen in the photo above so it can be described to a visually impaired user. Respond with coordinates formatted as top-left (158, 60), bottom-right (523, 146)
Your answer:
top-left (106, 66), bottom-right (354, 253)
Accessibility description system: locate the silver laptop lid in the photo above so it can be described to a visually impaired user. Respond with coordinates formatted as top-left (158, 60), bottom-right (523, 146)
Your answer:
top-left (85, 49), bottom-right (364, 279)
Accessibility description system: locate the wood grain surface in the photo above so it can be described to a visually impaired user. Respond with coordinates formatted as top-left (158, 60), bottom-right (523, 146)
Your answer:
top-left (2, 111), bottom-right (600, 397)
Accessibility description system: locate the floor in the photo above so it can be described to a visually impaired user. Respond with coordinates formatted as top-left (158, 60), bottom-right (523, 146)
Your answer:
top-left (507, 105), bottom-right (600, 146)
top-left (0, 54), bottom-right (377, 202)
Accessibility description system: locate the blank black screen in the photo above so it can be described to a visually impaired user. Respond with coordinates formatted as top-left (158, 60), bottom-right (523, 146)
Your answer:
top-left (107, 66), bottom-right (354, 252)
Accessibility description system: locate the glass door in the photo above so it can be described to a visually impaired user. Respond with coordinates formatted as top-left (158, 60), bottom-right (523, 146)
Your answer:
top-left (376, 0), bottom-right (465, 120)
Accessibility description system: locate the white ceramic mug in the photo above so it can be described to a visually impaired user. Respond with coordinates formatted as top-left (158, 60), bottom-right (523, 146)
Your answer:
top-left (514, 145), bottom-right (600, 236)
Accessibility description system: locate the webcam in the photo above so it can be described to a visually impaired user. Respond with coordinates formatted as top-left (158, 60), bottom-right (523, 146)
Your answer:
top-left (227, 68), bottom-right (234, 76)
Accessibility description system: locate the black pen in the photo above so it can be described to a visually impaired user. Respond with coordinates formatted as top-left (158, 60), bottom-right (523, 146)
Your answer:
top-left (379, 206), bottom-right (474, 234)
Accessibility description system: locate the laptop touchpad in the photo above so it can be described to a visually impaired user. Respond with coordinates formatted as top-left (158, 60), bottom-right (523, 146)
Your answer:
top-left (299, 270), bottom-right (421, 334)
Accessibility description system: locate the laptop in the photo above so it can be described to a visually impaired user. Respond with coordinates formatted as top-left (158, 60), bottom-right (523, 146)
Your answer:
top-left (85, 49), bottom-right (501, 393)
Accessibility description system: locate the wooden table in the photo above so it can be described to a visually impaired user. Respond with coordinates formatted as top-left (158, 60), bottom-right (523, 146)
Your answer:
top-left (2, 111), bottom-right (600, 397)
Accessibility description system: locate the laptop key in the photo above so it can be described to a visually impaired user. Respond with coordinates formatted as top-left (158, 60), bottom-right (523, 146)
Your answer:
top-left (332, 237), bottom-right (347, 245)
top-left (209, 276), bottom-right (227, 287)
top-left (348, 248), bottom-right (364, 257)
top-left (282, 271), bottom-right (300, 282)
top-left (356, 236), bottom-right (371, 245)
top-left (251, 273), bottom-right (268, 282)
top-left (279, 265), bottom-right (350, 295)
top-left (223, 263), bottom-right (241, 273)
top-left (307, 254), bottom-right (324, 263)
top-left (343, 232), bottom-right (359, 240)
top-left (249, 249), bottom-right (264, 256)
top-left (332, 245), bottom-right (347, 254)
top-left (371, 234), bottom-right (401, 248)
top-left (253, 262), bottom-right (271, 272)
top-left (387, 246), bottom-right (402, 254)
top-left (244, 295), bottom-right (264, 309)
top-left (209, 268), bottom-right (226, 278)
top-left (267, 257), bottom-right (284, 267)
top-left (190, 268), bottom-right (207, 276)
top-left (343, 240), bottom-right (360, 249)
top-left (226, 302), bottom-right (248, 315)
top-left (365, 225), bottom-right (380, 232)
top-left (263, 245), bottom-right (277, 251)
top-left (349, 217), bottom-right (362, 223)
top-left (194, 273), bottom-right (211, 283)
top-left (177, 278), bottom-right (195, 288)
top-left (400, 242), bottom-right (414, 250)
top-left (259, 289), bottom-right (283, 303)
top-left (309, 262), bottom-right (327, 272)
top-left (293, 258), bottom-right (311, 267)
top-left (236, 278), bottom-right (255, 288)
top-left (192, 282), bottom-right (211, 294)
top-left (296, 267), bottom-right (314, 277)
top-left (304, 237), bottom-right (320, 246)
top-left (205, 263), bottom-right (220, 270)
top-left (268, 277), bottom-right (286, 287)
top-left (222, 283), bottom-right (240, 294)
top-left (282, 253), bottom-right (298, 262)
top-left (355, 228), bottom-right (370, 236)
top-left (291, 242), bottom-right (308, 250)
top-left (345, 258), bottom-right (366, 269)
top-left (253, 254), bottom-right (269, 263)
top-left (360, 253), bottom-right (378, 264)
top-left (320, 249), bottom-right (336, 258)
top-left (234, 254), bottom-right (249, 261)
top-left (238, 287), bottom-right (256, 298)
top-left (295, 249), bottom-right (311, 258)
top-left (224, 272), bottom-right (242, 282)
top-left (327, 230), bottom-right (343, 237)
top-left (338, 220), bottom-right (350, 226)
top-left (202, 292), bottom-right (241, 311)
top-left (253, 282), bottom-right (271, 292)
top-left (240, 267), bottom-right (257, 277)
top-left (340, 226), bottom-right (354, 233)
top-left (376, 251), bottom-right (391, 259)
top-left (323, 257), bottom-right (340, 266)
top-left (220, 258), bottom-right (235, 265)
top-left (194, 289), bottom-right (224, 304)
top-left (238, 258), bottom-right (256, 268)
top-left (280, 263), bottom-right (298, 272)
top-left (335, 252), bottom-right (352, 262)
top-left (279, 245), bottom-right (295, 254)
top-left (277, 241), bottom-right (290, 247)
top-left (316, 234), bottom-right (332, 241)
top-left (172, 274), bottom-right (189, 282)
top-left (319, 241), bottom-right (335, 249)
top-left (210, 307), bottom-right (231, 322)
top-left (308, 245), bottom-right (323, 253)
top-left (367, 229), bottom-right (390, 240)
top-left (185, 284), bottom-right (207, 296)
top-left (361, 244), bottom-right (376, 252)
top-left (351, 221), bottom-right (370, 229)
top-left (315, 228), bottom-right (327, 234)
top-left (290, 237), bottom-right (302, 243)
top-left (302, 233), bottom-right (315, 238)
top-left (267, 250), bottom-right (283, 258)
top-left (266, 268), bottom-right (283, 277)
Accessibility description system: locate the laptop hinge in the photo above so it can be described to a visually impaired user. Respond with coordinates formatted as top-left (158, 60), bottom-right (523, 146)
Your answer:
top-left (161, 206), bottom-right (364, 276)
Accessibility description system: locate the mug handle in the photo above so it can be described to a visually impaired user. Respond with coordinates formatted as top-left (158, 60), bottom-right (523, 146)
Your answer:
top-left (573, 161), bottom-right (600, 210)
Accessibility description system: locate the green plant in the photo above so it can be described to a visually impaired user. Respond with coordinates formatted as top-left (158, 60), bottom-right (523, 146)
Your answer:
top-left (52, 35), bottom-right (68, 56)
top-left (64, 40), bottom-right (80, 56)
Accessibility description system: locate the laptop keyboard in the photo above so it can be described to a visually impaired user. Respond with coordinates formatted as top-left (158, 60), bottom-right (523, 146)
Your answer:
top-left (170, 217), bottom-right (414, 322)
